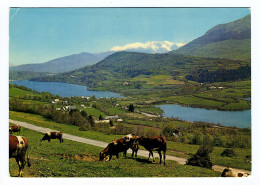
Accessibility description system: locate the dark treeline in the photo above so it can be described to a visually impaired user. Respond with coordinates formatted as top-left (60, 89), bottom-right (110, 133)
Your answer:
top-left (186, 65), bottom-right (251, 83)
top-left (9, 98), bottom-right (92, 130)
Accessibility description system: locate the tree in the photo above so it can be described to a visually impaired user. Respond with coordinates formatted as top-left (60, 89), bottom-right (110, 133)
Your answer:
top-left (186, 135), bottom-right (214, 169)
top-left (128, 104), bottom-right (135, 112)
top-left (88, 115), bottom-right (95, 127)
top-left (80, 110), bottom-right (87, 118)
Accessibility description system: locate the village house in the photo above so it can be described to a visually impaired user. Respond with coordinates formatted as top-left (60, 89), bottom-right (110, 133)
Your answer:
top-left (63, 105), bottom-right (77, 111)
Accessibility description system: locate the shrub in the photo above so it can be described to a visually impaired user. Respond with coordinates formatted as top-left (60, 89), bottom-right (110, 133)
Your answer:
top-left (191, 132), bottom-right (203, 145)
top-left (186, 136), bottom-right (214, 169)
top-left (221, 148), bottom-right (236, 157)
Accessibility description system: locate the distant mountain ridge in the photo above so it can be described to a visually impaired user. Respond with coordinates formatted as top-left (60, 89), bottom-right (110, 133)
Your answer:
top-left (9, 51), bottom-right (115, 73)
top-left (171, 14), bottom-right (251, 60)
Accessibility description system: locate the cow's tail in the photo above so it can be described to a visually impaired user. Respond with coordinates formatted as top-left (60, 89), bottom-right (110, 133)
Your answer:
top-left (27, 147), bottom-right (31, 167)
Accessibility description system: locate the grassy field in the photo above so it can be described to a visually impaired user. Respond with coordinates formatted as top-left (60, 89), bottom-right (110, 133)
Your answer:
top-left (9, 86), bottom-right (40, 97)
top-left (9, 124), bottom-right (221, 177)
top-left (9, 111), bottom-right (251, 170)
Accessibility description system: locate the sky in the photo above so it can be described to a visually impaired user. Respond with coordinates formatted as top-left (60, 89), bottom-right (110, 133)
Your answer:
top-left (9, 8), bottom-right (250, 66)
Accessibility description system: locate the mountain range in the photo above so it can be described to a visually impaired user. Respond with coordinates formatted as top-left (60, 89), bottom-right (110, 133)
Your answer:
top-left (11, 14), bottom-right (250, 80)
top-left (9, 51), bottom-right (115, 73)
top-left (9, 41), bottom-right (183, 74)
top-left (171, 14), bottom-right (251, 60)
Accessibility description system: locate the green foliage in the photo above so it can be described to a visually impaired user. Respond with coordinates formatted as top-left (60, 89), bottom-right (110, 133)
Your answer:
top-left (186, 65), bottom-right (251, 83)
top-left (128, 103), bottom-right (135, 112)
top-left (186, 135), bottom-right (214, 169)
top-left (221, 148), bottom-right (236, 157)
top-left (9, 71), bottom-right (49, 81)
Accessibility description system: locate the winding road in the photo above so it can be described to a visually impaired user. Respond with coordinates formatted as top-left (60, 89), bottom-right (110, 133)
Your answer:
top-left (9, 119), bottom-right (251, 174)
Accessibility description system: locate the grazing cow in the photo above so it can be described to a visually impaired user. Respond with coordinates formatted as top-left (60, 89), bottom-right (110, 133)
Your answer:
top-left (99, 134), bottom-right (138, 161)
top-left (121, 134), bottom-right (139, 158)
top-left (9, 125), bottom-right (21, 135)
top-left (40, 131), bottom-right (63, 143)
top-left (9, 135), bottom-right (31, 177)
top-left (135, 136), bottom-right (167, 165)
top-left (221, 167), bottom-right (250, 177)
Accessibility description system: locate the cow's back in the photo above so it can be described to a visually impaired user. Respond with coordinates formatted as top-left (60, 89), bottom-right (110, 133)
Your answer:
top-left (140, 136), bottom-right (167, 151)
top-left (9, 135), bottom-right (28, 158)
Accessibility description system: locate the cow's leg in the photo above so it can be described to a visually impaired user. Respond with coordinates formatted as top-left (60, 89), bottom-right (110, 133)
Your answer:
top-left (163, 150), bottom-right (166, 165)
top-left (158, 151), bottom-right (162, 164)
top-left (109, 155), bottom-right (112, 161)
top-left (48, 139), bottom-right (50, 142)
top-left (123, 150), bottom-right (127, 158)
top-left (15, 157), bottom-right (22, 177)
top-left (151, 151), bottom-right (155, 162)
top-left (148, 151), bottom-right (154, 162)
top-left (116, 153), bottom-right (119, 159)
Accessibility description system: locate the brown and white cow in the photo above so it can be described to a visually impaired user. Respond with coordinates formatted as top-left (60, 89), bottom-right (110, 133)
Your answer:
top-left (99, 134), bottom-right (138, 161)
top-left (135, 136), bottom-right (167, 165)
top-left (121, 134), bottom-right (139, 158)
top-left (9, 135), bottom-right (31, 177)
top-left (40, 131), bottom-right (64, 143)
top-left (221, 167), bottom-right (250, 177)
top-left (9, 125), bottom-right (21, 135)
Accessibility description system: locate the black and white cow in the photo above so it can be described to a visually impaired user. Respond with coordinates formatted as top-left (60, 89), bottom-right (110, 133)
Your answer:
top-left (40, 131), bottom-right (64, 143)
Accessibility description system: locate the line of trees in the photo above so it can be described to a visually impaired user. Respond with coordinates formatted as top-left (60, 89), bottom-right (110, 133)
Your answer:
top-left (186, 65), bottom-right (251, 83)
top-left (9, 98), bottom-right (92, 130)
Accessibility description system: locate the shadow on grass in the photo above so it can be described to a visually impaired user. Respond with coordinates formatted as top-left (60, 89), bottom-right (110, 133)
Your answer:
top-left (132, 157), bottom-right (154, 164)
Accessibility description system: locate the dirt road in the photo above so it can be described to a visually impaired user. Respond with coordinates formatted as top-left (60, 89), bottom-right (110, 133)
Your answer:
top-left (9, 119), bottom-right (250, 174)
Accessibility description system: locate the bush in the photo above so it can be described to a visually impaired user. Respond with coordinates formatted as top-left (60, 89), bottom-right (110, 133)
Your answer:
top-left (221, 148), bottom-right (236, 157)
top-left (186, 136), bottom-right (214, 169)
top-left (191, 132), bottom-right (203, 145)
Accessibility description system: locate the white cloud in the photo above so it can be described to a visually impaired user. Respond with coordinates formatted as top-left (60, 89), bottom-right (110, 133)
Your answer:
top-left (110, 41), bottom-right (186, 53)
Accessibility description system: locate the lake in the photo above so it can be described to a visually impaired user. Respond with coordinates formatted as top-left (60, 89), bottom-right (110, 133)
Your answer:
top-left (157, 104), bottom-right (251, 128)
top-left (10, 80), bottom-right (124, 98)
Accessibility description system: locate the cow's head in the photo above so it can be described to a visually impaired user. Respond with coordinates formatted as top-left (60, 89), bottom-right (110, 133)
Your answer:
top-left (40, 133), bottom-right (49, 142)
top-left (99, 151), bottom-right (107, 161)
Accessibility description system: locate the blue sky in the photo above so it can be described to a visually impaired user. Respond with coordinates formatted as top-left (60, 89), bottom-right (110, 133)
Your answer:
top-left (9, 8), bottom-right (250, 65)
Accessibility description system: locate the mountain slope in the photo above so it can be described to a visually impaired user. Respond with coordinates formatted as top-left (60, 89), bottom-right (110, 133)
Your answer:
top-left (171, 14), bottom-right (251, 60)
top-left (10, 52), bottom-right (114, 73)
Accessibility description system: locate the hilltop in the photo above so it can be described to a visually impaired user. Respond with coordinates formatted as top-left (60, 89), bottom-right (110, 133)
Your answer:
top-left (170, 14), bottom-right (250, 60)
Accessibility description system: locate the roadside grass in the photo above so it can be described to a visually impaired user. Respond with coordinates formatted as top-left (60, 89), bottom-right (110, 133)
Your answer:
top-left (167, 142), bottom-right (251, 171)
top-left (9, 124), bottom-right (221, 177)
top-left (10, 111), bottom-right (251, 170)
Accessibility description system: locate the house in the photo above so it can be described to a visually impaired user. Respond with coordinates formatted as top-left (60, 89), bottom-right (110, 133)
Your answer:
top-left (104, 115), bottom-right (119, 120)
top-left (209, 86), bottom-right (217, 89)
top-left (95, 120), bottom-right (110, 124)
top-left (63, 105), bottom-right (77, 111)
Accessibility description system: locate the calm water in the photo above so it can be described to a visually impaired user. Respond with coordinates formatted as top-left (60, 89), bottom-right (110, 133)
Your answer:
top-left (157, 104), bottom-right (251, 128)
top-left (10, 80), bottom-right (124, 98)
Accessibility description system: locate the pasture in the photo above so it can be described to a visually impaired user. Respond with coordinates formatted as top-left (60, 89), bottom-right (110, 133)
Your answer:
top-left (9, 111), bottom-right (251, 171)
top-left (9, 125), bottom-right (221, 177)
